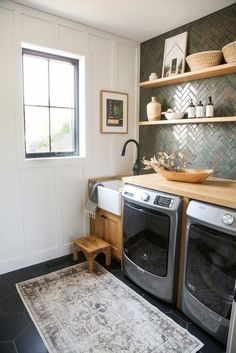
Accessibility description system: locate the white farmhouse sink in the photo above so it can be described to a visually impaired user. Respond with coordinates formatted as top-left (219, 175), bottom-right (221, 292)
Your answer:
top-left (97, 180), bottom-right (122, 216)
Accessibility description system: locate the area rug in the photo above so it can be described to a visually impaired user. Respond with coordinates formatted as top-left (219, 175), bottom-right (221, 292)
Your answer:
top-left (16, 262), bottom-right (204, 353)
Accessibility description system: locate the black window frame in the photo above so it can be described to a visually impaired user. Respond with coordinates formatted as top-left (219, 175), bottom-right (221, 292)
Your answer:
top-left (22, 48), bottom-right (79, 159)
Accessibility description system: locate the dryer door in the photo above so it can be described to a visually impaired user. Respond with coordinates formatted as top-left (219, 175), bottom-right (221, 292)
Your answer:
top-left (186, 224), bottom-right (236, 320)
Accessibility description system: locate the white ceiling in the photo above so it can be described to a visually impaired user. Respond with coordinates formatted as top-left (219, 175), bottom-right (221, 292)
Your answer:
top-left (14, 0), bottom-right (235, 42)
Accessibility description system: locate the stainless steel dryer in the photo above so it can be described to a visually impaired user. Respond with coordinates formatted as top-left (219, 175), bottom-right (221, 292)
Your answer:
top-left (182, 200), bottom-right (236, 345)
top-left (122, 184), bottom-right (182, 303)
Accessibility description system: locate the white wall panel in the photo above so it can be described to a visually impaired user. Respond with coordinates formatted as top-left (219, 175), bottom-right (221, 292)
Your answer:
top-left (0, 0), bottom-right (139, 274)
top-left (0, 7), bottom-right (25, 273)
top-left (113, 43), bottom-right (139, 175)
top-left (86, 34), bottom-right (113, 177)
top-left (21, 13), bottom-right (55, 46)
top-left (0, 169), bottom-right (25, 265)
top-left (21, 168), bottom-right (58, 257)
top-left (58, 25), bottom-right (87, 53)
top-left (59, 166), bottom-right (86, 248)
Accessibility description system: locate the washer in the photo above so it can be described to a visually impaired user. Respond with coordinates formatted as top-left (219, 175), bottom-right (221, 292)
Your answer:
top-left (122, 184), bottom-right (182, 303)
top-left (182, 200), bottom-right (236, 345)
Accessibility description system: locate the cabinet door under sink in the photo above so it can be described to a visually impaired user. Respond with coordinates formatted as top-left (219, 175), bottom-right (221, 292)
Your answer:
top-left (90, 208), bottom-right (122, 260)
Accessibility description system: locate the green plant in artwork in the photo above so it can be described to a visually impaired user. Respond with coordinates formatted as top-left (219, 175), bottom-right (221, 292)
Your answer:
top-left (106, 99), bottom-right (123, 126)
top-left (113, 102), bottom-right (123, 118)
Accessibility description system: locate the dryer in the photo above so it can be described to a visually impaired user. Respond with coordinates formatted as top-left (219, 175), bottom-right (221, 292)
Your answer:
top-left (182, 200), bottom-right (236, 345)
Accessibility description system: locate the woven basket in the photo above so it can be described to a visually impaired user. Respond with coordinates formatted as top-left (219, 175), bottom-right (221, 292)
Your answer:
top-left (186, 50), bottom-right (222, 71)
top-left (222, 41), bottom-right (236, 63)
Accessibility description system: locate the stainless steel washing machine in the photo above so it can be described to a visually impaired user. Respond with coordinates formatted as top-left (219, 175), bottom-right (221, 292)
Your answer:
top-left (122, 184), bottom-right (182, 303)
top-left (182, 200), bottom-right (236, 345)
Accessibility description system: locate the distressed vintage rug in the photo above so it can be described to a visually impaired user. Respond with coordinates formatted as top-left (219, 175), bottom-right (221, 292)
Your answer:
top-left (16, 262), bottom-right (203, 353)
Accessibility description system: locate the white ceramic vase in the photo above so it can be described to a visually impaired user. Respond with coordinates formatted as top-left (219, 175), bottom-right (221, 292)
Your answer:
top-left (146, 97), bottom-right (161, 121)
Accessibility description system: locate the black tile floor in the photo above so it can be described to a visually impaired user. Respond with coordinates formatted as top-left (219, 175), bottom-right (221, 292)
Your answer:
top-left (0, 254), bottom-right (226, 353)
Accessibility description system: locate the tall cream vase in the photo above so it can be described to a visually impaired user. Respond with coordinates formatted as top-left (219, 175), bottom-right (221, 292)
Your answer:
top-left (147, 97), bottom-right (161, 121)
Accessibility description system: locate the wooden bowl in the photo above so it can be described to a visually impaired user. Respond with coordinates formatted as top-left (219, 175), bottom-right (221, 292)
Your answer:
top-left (158, 168), bottom-right (214, 183)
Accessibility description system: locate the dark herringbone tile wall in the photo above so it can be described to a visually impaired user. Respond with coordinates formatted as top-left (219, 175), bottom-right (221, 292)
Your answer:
top-left (139, 4), bottom-right (236, 179)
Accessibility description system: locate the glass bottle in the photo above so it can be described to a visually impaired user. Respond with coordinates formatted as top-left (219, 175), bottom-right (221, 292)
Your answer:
top-left (196, 101), bottom-right (204, 118)
top-left (206, 96), bottom-right (214, 117)
top-left (187, 99), bottom-right (195, 118)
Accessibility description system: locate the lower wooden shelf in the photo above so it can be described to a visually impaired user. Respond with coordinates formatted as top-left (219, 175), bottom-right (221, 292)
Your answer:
top-left (139, 116), bottom-right (236, 126)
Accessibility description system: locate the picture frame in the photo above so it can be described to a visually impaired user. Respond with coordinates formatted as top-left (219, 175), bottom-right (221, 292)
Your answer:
top-left (100, 90), bottom-right (128, 134)
top-left (162, 32), bottom-right (188, 78)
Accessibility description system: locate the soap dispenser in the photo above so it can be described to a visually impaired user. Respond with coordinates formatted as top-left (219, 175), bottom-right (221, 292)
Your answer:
top-left (196, 101), bottom-right (204, 118)
top-left (187, 99), bottom-right (195, 118)
top-left (206, 96), bottom-right (214, 117)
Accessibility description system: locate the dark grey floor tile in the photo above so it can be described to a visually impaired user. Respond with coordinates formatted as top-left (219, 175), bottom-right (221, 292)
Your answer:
top-left (129, 283), bottom-right (146, 297)
top-left (0, 292), bottom-right (25, 314)
top-left (0, 270), bottom-right (19, 285)
top-left (172, 307), bottom-right (192, 323)
top-left (142, 291), bottom-right (173, 313)
top-left (111, 270), bottom-right (134, 286)
top-left (188, 323), bottom-right (226, 353)
top-left (166, 311), bottom-right (188, 328)
top-left (0, 313), bottom-right (28, 341)
top-left (15, 325), bottom-right (47, 353)
top-left (0, 283), bottom-right (10, 301)
top-left (0, 341), bottom-right (18, 353)
top-left (96, 253), bottom-right (122, 271)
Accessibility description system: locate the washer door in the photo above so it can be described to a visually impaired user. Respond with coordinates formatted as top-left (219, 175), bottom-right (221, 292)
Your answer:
top-left (123, 201), bottom-right (170, 277)
top-left (186, 224), bottom-right (236, 320)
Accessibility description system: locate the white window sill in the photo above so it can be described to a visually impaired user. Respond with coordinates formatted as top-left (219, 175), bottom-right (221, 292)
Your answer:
top-left (17, 155), bottom-right (86, 169)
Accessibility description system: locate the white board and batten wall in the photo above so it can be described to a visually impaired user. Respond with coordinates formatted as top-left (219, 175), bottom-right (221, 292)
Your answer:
top-left (0, 0), bottom-right (140, 274)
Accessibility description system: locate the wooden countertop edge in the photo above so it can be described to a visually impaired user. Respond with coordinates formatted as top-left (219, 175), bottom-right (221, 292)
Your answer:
top-left (89, 175), bottom-right (131, 183)
top-left (122, 175), bottom-right (236, 209)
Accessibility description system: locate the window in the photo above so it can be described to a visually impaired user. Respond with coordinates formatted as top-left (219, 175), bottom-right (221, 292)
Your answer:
top-left (22, 48), bottom-right (79, 158)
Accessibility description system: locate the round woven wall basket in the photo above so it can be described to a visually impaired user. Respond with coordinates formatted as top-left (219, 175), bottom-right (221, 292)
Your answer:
top-left (186, 50), bottom-right (222, 71)
top-left (222, 41), bottom-right (236, 63)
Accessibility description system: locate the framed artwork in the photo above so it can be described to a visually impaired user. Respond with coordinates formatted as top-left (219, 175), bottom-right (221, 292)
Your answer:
top-left (162, 32), bottom-right (188, 78)
top-left (100, 90), bottom-right (128, 134)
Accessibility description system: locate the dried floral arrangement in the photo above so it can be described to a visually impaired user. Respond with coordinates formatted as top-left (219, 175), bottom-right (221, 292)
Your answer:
top-left (142, 151), bottom-right (192, 172)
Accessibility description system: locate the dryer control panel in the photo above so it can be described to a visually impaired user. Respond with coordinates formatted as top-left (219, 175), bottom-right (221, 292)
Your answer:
top-left (187, 200), bottom-right (236, 234)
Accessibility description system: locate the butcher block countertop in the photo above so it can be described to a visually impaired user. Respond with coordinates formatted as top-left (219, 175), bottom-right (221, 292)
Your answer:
top-left (122, 174), bottom-right (236, 209)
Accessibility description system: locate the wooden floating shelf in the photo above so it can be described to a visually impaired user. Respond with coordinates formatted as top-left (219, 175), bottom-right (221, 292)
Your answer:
top-left (139, 116), bottom-right (236, 126)
top-left (139, 62), bottom-right (236, 88)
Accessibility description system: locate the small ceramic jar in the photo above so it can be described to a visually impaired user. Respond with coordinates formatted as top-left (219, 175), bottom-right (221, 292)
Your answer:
top-left (146, 97), bottom-right (161, 121)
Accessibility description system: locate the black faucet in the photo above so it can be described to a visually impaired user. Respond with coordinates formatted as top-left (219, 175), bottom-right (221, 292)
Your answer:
top-left (121, 139), bottom-right (140, 175)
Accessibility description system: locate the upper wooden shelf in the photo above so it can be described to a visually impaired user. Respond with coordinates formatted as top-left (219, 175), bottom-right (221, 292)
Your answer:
top-left (139, 116), bottom-right (236, 126)
top-left (139, 62), bottom-right (236, 89)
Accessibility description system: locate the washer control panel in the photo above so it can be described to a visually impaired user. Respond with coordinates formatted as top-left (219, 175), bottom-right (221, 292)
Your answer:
top-left (141, 192), bottom-right (150, 202)
top-left (222, 214), bottom-right (235, 226)
top-left (123, 184), bottom-right (181, 211)
top-left (154, 195), bottom-right (174, 208)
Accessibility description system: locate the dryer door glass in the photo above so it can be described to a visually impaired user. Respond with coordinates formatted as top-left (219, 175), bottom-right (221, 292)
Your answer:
top-left (123, 201), bottom-right (170, 277)
top-left (186, 224), bottom-right (236, 320)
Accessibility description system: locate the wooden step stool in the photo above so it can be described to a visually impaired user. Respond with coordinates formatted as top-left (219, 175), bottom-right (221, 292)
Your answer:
top-left (73, 235), bottom-right (111, 273)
